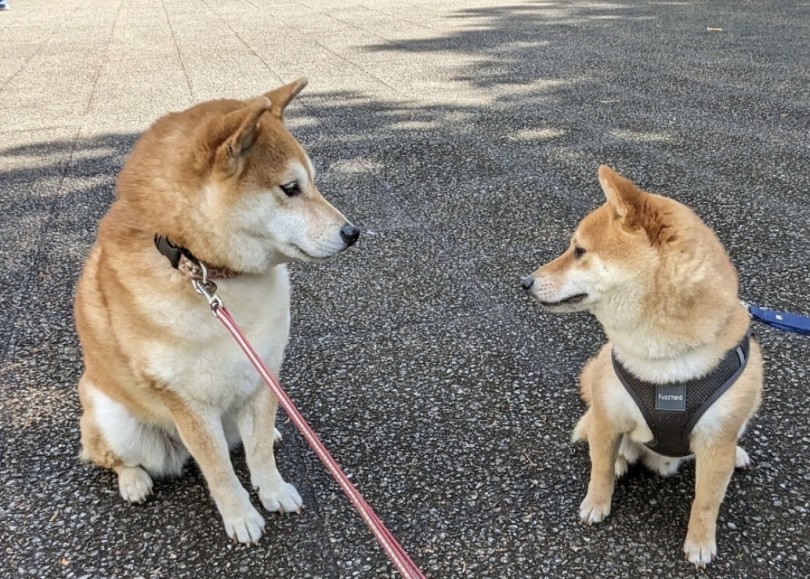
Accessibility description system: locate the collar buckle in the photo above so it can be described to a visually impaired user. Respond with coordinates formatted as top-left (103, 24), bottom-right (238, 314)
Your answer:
top-left (154, 234), bottom-right (240, 282)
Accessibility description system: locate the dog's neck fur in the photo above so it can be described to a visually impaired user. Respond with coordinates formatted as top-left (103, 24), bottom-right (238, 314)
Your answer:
top-left (604, 320), bottom-right (742, 384)
top-left (593, 240), bottom-right (748, 383)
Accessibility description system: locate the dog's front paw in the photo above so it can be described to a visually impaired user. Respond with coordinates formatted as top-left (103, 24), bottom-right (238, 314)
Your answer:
top-left (579, 494), bottom-right (611, 525)
top-left (683, 533), bottom-right (717, 568)
top-left (222, 505), bottom-right (266, 544)
top-left (273, 427), bottom-right (283, 445)
top-left (259, 481), bottom-right (303, 513)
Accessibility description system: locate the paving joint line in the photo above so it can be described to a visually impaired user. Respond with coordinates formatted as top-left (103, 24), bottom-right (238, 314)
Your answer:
top-left (0, 0), bottom-right (123, 364)
top-left (196, 0), bottom-right (284, 86)
top-left (192, 0), bottom-right (426, 234)
top-left (252, 8), bottom-right (440, 237)
top-left (0, 2), bottom-right (84, 92)
top-left (83, 0), bottom-right (126, 115)
top-left (357, 1), bottom-right (445, 32)
top-left (161, 0), bottom-right (195, 100)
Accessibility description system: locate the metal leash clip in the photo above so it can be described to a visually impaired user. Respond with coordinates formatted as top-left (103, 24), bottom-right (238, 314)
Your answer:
top-left (187, 260), bottom-right (223, 312)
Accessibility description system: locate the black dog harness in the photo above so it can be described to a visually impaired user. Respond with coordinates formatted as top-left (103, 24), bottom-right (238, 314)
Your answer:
top-left (612, 335), bottom-right (751, 458)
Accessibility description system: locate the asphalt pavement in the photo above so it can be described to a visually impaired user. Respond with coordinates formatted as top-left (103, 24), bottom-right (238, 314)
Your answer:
top-left (1, 1), bottom-right (808, 578)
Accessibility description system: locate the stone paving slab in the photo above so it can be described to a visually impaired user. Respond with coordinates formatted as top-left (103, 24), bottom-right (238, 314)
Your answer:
top-left (1, 1), bottom-right (808, 578)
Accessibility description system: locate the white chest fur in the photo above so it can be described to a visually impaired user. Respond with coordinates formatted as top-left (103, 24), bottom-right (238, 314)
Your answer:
top-left (141, 266), bottom-right (291, 412)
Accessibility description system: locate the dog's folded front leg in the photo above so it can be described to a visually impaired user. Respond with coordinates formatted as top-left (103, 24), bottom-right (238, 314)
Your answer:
top-left (237, 386), bottom-right (303, 514)
top-left (169, 400), bottom-right (265, 544)
top-left (580, 412), bottom-right (620, 525)
top-left (683, 438), bottom-right (737, 568)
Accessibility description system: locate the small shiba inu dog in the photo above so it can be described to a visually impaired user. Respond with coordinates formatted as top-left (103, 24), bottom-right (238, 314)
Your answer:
top-left (74, 78), bottom-right (360, 543)
top-left (522, 166), bottom-right (763, 567)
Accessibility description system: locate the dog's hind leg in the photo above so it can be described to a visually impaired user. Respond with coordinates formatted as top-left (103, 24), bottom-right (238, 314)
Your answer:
top-left (640, 448), bottom-right (684, 477)
top-left (571, 409), bottom-right (591, 443)
top-left (114, 464), bottom-right (154, 503)
top-left (615, 436), bottom-right (643, 478)
top-left (79, 382), bottom-right (157, 504)
top-left (79, 376), bottom-right (188, 503)
top-left (734, 445), bottom-right (751, 468)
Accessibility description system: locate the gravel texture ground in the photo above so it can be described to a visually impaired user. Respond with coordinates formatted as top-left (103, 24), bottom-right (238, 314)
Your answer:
top-left (1, 1), bottom-right (808, 578)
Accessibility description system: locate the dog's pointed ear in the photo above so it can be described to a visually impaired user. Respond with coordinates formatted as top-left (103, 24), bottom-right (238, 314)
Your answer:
top-left (598, 165), bottom-right (645, 221)
top-left (213, 97), bottom-right (271, 174)
top-left (599, 165), bottom-right (675, 245)
top-left (263, 77), bottom-right (308, 120)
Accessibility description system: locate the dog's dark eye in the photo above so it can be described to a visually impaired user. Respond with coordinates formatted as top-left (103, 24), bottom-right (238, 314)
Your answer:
top-left (280, 181), bottom-right (301, 197)
top-left (574, 246), bottom-right (587, 259)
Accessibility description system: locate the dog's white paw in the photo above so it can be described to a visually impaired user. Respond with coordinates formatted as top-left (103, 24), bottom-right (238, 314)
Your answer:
top-left (735, 446), bottom-right (751, 469)
top-left (222, 505), bottom-right (266, 544)
top-left (579, 494), bottom-right (611, 525)
top-left (259, 481), bottom-right (303, 513)
top-left (273, 428), bottom-right (283, 445)
top-left (684, 535), bottom-right (717, 568)
top-left (117, 466), bottom-right (153, 503)
top-left (614, 456), bottom-right (629, 478)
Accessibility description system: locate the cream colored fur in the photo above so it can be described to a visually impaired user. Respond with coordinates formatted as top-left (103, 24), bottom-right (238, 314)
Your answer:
top-left (74, 79), bottom-right (358, 544)
top-left (524, 165), bottom-right (763, 568)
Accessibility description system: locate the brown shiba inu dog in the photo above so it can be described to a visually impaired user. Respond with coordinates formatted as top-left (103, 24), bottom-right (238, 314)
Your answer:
top-left (74, 78), bottom-right (359, 543)
top-left (522, 166), bottom-right (763, 567)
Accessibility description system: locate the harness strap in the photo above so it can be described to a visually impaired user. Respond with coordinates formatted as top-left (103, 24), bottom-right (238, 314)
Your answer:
top-left (684, 338), bottom-right (750, 438)
top-left (612, 335), bottom-right (751, 458)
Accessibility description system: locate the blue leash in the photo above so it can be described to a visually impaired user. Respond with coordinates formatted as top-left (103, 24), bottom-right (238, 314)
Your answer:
top-left (742, 301), bottom-right (810, 336)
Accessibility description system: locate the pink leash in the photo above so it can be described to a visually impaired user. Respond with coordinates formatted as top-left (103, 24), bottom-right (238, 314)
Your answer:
top-left (192, 275), bottom-right (425, 579)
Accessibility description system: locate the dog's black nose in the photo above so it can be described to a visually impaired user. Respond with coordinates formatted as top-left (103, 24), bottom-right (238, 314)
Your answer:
top-left (340, 224), bottom-right (360, 247)
top-left (521, 276), bottom-right (535, 290)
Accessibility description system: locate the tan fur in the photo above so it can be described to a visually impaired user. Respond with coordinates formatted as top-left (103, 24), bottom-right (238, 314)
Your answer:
top-left (74, 78), bottom-right (357, 543)
top-left (524, 165), bottom-right (763, 568)
top-left (78, 377), bottom-right (122, 469)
